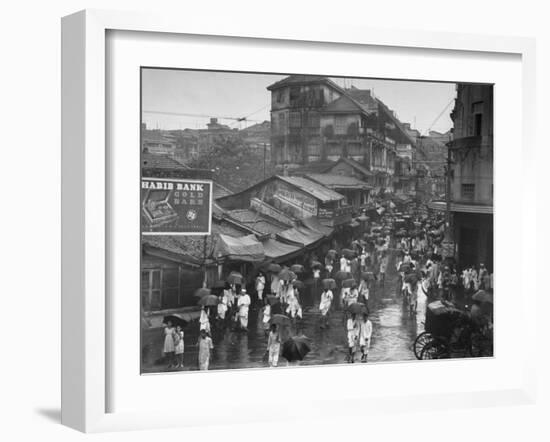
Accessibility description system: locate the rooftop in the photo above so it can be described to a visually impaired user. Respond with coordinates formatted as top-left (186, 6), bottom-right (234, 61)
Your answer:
top-left (277, 175), bottom-right (345, 202)
top-left (324, 157), bottom-right (373, 177)
top-left (305, 173), bottom-right (372, 189)
top-left (266, 75), bottom-right (331, 91)
top-left (225, 209), bottom-right (289, 235)
top-left (141, 152), bottom-right (190, 170)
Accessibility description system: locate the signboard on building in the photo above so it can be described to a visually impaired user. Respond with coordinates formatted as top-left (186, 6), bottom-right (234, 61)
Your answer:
top-left (141, 177), bottom-right (212, 235)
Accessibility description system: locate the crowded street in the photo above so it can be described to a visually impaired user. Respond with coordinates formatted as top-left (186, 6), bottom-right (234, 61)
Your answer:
top-left (142, 252), bottom-right (424, 373)
top-left (140, 73), bottom-right (494, 374)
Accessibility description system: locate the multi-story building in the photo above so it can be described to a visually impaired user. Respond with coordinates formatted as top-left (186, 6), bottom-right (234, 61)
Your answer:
top-left (430, 84), bottom-right (493, 270)
top-left (266, 76), bottom-right (415, 192)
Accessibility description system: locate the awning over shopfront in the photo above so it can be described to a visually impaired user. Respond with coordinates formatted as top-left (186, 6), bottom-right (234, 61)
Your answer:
top-left (428, 200), bottom-right (493, 214)
top-left (300, 216), bottom-right (334, 236)
top-left (215, 234), bottom-right (265, 261)
top-left (276, 226), bottom-right (325, 248)
top-left (261, 238), bottom-right (302, 262)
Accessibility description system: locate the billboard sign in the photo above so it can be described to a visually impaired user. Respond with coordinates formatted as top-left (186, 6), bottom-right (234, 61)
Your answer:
top-left (141, 177), bottom-right (212, 235)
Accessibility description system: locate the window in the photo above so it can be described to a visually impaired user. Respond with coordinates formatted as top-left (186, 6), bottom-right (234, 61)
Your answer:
top-left (472, 101), bottom-right (483, 136)
top-left (461, 183), bottom-right (475, 199)
top-left (276, 90), bottom-right (284, 103)
top-left (289, 112), bottom-right (301, 128)
top-left (278, 113), bottom-right (286, 134)
top-left (335, 116), bottom-right (347, 135)
top-left (141, 269), bottom-right (162, 311)
top-left (307, 112), bottom-right (320, 128)
top-left (289, 86), bottom-right (300, 105)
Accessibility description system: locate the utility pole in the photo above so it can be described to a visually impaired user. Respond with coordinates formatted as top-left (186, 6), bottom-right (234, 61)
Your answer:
top-left (264, 143), bottom-right (266, 180)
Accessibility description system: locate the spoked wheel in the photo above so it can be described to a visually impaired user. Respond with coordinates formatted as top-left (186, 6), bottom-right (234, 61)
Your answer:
top-left (413, 332), bottom-right (434, 360)
top-left (420, 340), bottom-right (449, 360)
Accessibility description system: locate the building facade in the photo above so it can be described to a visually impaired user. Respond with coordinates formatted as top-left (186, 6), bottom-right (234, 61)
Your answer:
top-left (430, 84), bottom-right (494, 270)
top-left (267, 76), bottom-right (415, 192)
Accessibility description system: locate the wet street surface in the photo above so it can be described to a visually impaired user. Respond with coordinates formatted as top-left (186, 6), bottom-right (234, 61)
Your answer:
top-left (142, 256), bottom-right (428, 373)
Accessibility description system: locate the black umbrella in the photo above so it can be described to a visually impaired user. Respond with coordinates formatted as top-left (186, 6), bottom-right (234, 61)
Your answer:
top-left (292, 280), bottom-right (305, 289)
top-left (347, 302), bottom-right (368, 315)
top-left (310, 260), bottom-right (323, 269)
top-left (266, 262), bottom-right (282, 273)
top-left (342, 278), bottom-right (357, 288)
top-left (278, 268), bottom-right (297, 282)
top-left (360, 271), bottom-right (376, 281)
top-left (198, 294), bottom-right (219, 307)
top-left (282, 336), bottom-right (311, 362)
top-left (266, 294), bottom-right (280, 306)
top-left (226, 272), bottom-right (243, 285)
top-left (472, 290), bottom-right (493, 304)
top-left (342, 248), bottom-right (356, 259)
top-left (270, 314), bottom-right (291, 326)
top-left (290, 264), bottom-right (305, 274)
top-left (322, 278), bottom-right (337, 290)
top-left (162, 314), bottom-right (189, 328)
top-left (335, 271), bottom-right (352, 280)
top-left (194, 287), bottom-right (212, 298)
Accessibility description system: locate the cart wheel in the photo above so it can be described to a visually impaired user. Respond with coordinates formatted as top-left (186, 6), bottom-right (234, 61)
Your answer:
top-left (420, 341), bottom-right (448, 360)
top-left (413, 332), bottom-right (433, 360)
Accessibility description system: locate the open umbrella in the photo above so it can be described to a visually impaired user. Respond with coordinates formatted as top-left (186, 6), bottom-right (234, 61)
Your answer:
top-left (472, 290), bottom-right (493, 304)
top-left (342, 278), bottom-right (357, 288)
top-left (326, 249), bottom-right (337, 257)
top-left (290, 264), bottom-right (305, 274)
top-left (270, 314), bottom-right (291, 326)
top-left (193, 287), bottom-right (212, 298)
top-left (278, 268), bottom-right (297, 282)
top-left (404, 273), bottom-right (418, 285)
top-left (310, 260), bottom-right (323, 269)
top-left (292, 280), bottom-right (305, 289)
top-left (360, 271), bottom-right (376, 281)
top-left (198, 294), bottom-right (219, 307)
top-left (342, 248), bottom-right (356, 258)
top-left (265, 262), bottom-right (281, 273)
top-left (322, 278), bottom-right (337, 290)
top-left (162, 314), bottom-right (189, 328)
top-left (266, 294), bottom-right (280, 306)
top-left (347, 302), bottom-right (368, 315)
top-left (335, 271), bottom-right (352, 280)
top-left (398, 262), bottom-right (412, 272)
top-left (226, 272), bottom-right (243, 285)
top-left (282, 336), bottom-right (311, 362)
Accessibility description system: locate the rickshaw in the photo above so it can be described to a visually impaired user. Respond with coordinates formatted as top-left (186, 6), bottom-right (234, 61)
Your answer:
top-left (413, 300), bottom-right (475, 360)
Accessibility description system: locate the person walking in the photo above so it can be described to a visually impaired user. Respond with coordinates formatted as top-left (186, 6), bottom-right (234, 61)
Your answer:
top-left (197, 329), bottom-right (213, 370)
top-left (163, 321), bottom-right (176, 369)
top-left (174, 325), bottom-right (185, 369)
top-left (266, 324), bottom-right (281, 367)
top-left (199, 306), bottom-right (211, 334)
top-left (319, 287), bottom-right (333, 328)
top-left (237, 289), bottom-right (251, 331)
top-left (262, 302), bottom-right (271, 337)
top-left (379, 253), bottom-right (388, 288)
top-left (358, 313), bottom-right (373, 363)
top-left (255, 272), bottom-right (266, 303)
top-left (346, 313), bottom-right (360, 363)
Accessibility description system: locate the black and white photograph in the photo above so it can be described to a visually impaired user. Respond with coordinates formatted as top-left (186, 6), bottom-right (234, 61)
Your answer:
top-left (140, 69), bottom-right (494, 374)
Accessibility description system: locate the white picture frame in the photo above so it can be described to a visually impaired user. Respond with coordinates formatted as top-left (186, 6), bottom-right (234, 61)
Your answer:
top-left (61, 9), bottom-right (537, 433)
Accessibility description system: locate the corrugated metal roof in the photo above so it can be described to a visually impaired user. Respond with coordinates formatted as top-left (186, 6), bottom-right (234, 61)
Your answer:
top-left (141, 152), bottom-right (189, 170)
top-left (225, 209), bottom-right (288, 235)
top-left (277, 175), bottom-right (344, 202)
top-left (261, 238), bottom-right (302, 261)
top-left (306, 173), bottom-right (372, 189)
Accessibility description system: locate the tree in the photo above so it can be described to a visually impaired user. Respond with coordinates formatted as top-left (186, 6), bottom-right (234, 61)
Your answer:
top-left (188, 137), bottom-right (274, 192)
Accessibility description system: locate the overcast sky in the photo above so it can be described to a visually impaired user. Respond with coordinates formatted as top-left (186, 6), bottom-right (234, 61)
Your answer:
top-left (142, 68), bottom-right (456, 135)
